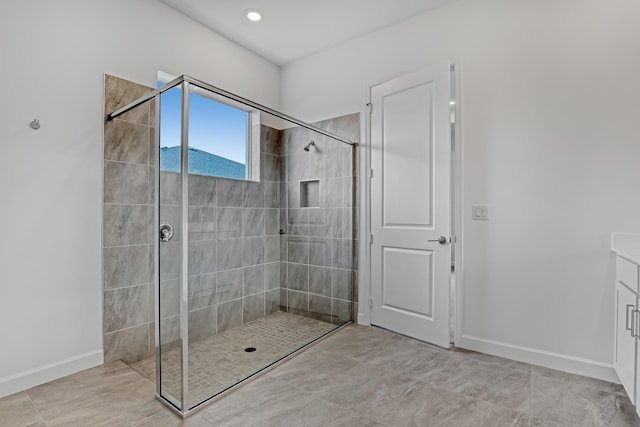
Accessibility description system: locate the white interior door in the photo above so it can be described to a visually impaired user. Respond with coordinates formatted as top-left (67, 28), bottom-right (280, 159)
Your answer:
top-left (369, 64), bottom-right (451, 347)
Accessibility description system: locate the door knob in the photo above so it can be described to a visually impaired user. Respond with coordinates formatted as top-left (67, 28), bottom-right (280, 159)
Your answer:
top-left (428, 236), bottom-right (448, 245)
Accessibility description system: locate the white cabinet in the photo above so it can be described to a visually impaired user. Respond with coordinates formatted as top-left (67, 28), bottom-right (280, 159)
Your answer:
top-left (614, 254), bottom-right (640, 414)
top-left (615, 279), bottom-right (638, 403)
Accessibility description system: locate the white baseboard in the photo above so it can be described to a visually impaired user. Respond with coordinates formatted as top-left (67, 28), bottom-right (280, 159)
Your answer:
top-left (357, 312), bottom-right (370, 325)
top-left (0, 350), bottom-right (104, 398)
top-left (457, 335), bottom-right (618, 383)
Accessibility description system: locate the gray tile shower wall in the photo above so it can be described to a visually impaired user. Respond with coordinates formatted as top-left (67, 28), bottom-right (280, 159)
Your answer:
top-left (280, 113), bottom-right (359, 325)
top-left (103, 74), bottom-right (155, 363)
top-left (157, 123), bottom-right (283, 345)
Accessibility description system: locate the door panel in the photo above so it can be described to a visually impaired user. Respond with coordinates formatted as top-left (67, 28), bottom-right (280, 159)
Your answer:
top-left (370, 63), bottom-right (451, 347)
top-left (382, 247), bottom-right (433, 318)
top-left (382, 82), bottom-right (433, 227)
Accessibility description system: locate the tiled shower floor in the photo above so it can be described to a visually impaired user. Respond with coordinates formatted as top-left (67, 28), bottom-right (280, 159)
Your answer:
top-left (130, 311), bottom-right (339, 409)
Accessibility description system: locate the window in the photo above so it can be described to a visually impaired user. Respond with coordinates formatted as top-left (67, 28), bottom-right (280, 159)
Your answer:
top-left (158, 73), bottom-right (258, 181)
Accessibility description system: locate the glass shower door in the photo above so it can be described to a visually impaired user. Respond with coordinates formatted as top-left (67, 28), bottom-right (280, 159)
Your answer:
top-left (157, 84), bottom-right (185, 411)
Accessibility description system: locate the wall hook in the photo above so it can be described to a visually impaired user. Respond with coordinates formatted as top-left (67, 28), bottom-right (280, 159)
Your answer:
top-left (30, 119), bottom-right (40, 130)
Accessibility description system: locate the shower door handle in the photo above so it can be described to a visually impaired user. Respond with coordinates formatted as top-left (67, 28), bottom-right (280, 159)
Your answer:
top-left (428, 236), bottom-right (448, 245)
top-left (160, 224), bottom-right (174, 242)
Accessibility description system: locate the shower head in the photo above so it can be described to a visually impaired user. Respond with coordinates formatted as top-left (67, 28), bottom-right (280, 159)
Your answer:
top-left (303, 141), bottom-right (315, 152)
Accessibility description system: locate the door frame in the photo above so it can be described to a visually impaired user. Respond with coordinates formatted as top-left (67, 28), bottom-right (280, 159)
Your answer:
top-left (358, 61), bottom-right (464, 345)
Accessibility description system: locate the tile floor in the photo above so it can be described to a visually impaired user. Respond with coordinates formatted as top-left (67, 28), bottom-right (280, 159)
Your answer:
top-left (3, 324), bottom-right (640, 426)
top-left (131, 312), bottom-right (337, 408)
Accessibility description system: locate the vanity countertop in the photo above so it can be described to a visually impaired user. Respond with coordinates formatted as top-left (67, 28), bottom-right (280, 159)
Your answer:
top-left (612, 233), bottom-right (640, 265)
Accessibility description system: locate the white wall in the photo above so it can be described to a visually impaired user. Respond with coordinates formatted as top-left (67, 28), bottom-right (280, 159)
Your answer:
top-left (0, 0), bottom-right (279, 397)
top-left (281, 0), bottom-right (640, 378)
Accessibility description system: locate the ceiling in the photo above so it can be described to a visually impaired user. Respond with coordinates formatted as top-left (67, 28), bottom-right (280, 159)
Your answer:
top-left (160, 0), bottom-right (455, 66)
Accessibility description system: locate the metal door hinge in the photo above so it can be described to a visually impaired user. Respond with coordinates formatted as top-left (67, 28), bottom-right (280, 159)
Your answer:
top-left (366, 102), bottom-right (373, 114)
top-left (370, 169), bottom-right (374, 179)
top-left (370, 234), bottom-right (374, 244)
top-left (369, 298), bottom-right (373, 309)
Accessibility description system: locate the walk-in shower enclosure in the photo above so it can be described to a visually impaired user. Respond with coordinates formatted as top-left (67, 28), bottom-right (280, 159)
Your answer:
top-left (105, 75), bottom-right (357, 416)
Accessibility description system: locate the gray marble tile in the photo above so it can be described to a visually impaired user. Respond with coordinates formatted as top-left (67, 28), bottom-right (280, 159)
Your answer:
top-left (283, 397), bottom-right (384, 427)
top-left (531, 365), bottom-right (625, 394)
top-left (261, 125), bottom-right (281, 156)
top-left (279, 288), bottom-right (288, 312)
top-left (216, 269), bottom-right (242, 303)
top-left (216, 179), bottom-right (243, 207)
top-left (188, 240), bottom-right (216, 276)
top-left (243, 292), bottom-right (265, 323)
top-left (287, 208), bottom-right (308, 236)
top-left (188, 305), bottom-right (217, 342)
top-left (0, 391), bottom-right (45, 427)
top-left (242, 208), bottom-right (265, 237)
top-left (332, 298), bottom-right (352, 324)
top-left (265, 235), bottom-right (280, 263)
top-left (270, 348), bottom-right (358, 393)
top-left (263, 153), bottom-right (281, 182)
top-left (243, 182), bottom-right (264, 207)
top-left (187, 206), bottom-right (215, 241)
top-left (104, 324), bottom-right (150, 363)
top-left (159, 279), bottom-right (180, 318)
top-left (417, 352), bottom-right (530, 413)
top-left (105, 74), bottom-right (152, 125)
top-left (243, 265), bottom-right (265, 296)
top-left (159, 241), bottom-right (180, 281)
top-left (217, 299), bottom-right (242, 332)
top-left (103, 204), bottom-right (148, 246)
top-left (266, 289), bottom-right (280, 315)
top-left (341, 176), bottom-right (355, 207)
top-left (332, 268), bottom-right (353, 301)
top-left (148, 165), bottom-right (156, 205)
top-left (265, 209), bottom-right (280, 236)
top-left (287, 263), bottom-right (308, 291)
top-left (287, 236), bottom-right (309, 264)
top-left (608, 393), bottom-right (640, 426)
top-left (216, 207), bottom-right (242, 238)
top-left (279, 261), bottom-right (288, 289)
top-left (188, 174), bottom-right (216, 206)
top-left (160, 171), bottom-right (181, 206)
top-left (103, 245), bottom-right (149, 289)
top-left (309, 294), bottom-right (332, 323)
top-left (309, 237), bottom-right (331, 266)
top-left (217, 238), bottom-right (243, 270)
top-left (243, 237), bottom-right (265, 266)
top-left (288, 290), bottom-right (308, 317)
top-left (324, 178), bottom-right (342, 208)
top-left (530, 370), bottom-right (626, 426)
top-left (265, 181), bottom-right (280, 208)
top-left (161, 205), bottom-right (182, 242)
top-left (265, 262), bottom-right (280, 290)
top-left (308, 208), bottom-right (331, 237)
top-left (198, 375), bottom-right (314, 427)
top-left (104, 284), bottom-right (149, 333)
top-left (313, 325), bottom-right (395, 360)
top-left (104, 119), bottom-right (150, 165)
top-left (367, 380), bottom-right (529, 427)
top-left (309, 266), bottom-right (331, 297)
top-left (332, 238), bottom-right (353, 270)
top-left (188, 273), bottom-right (216, 311)
top-left (160, 315), bottom-right (180, 347)
top-left (313, 362), bottom-right (417, 416)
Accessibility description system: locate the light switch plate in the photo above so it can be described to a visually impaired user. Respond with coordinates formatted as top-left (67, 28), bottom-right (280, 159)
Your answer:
top-left (472, 205), bottom-right (489, 220)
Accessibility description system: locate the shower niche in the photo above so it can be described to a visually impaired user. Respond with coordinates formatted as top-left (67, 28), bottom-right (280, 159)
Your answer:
top-left (299, 179), bottom-right (320, 208)
top-left (104, 74), bottom-right (358, 417)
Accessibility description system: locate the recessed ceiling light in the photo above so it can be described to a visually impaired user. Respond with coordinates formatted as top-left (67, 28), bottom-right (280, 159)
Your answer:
top-left (246, 9), bottom-right (262, 22)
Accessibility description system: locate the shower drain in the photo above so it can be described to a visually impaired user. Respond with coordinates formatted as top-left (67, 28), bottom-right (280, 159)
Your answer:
top-left (244, 347), bottom-right (256, 352)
